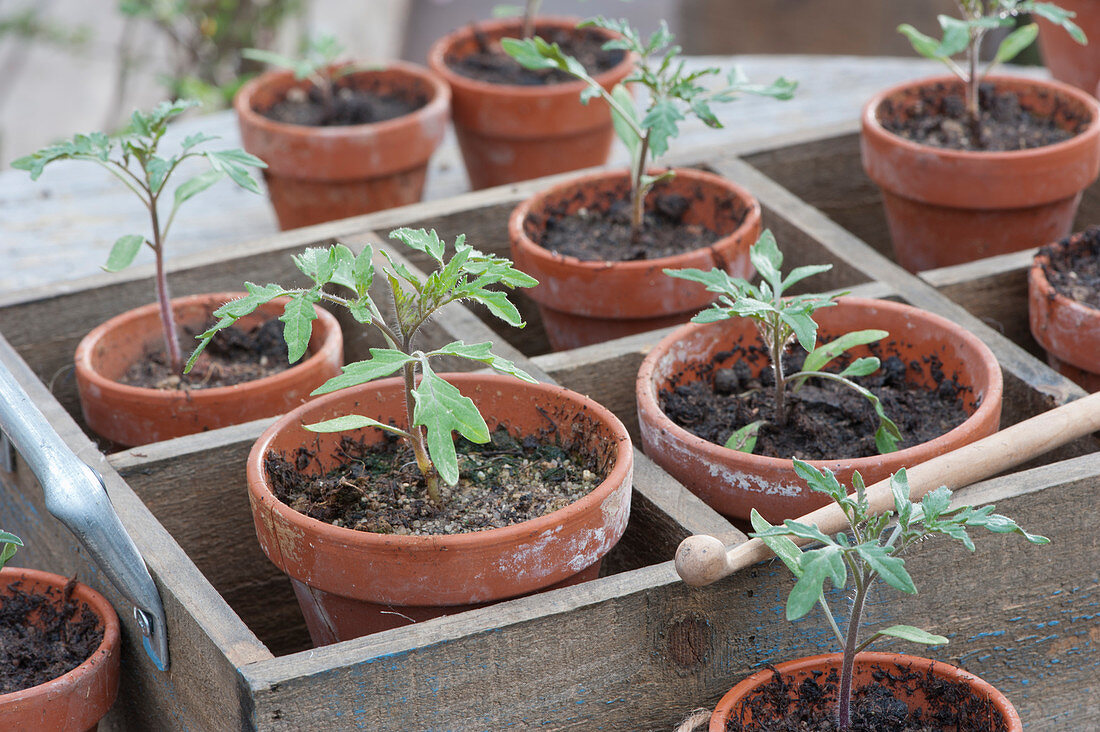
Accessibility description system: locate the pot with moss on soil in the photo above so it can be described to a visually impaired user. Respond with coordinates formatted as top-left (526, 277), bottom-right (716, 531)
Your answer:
top-left (76, 292), bottom-right (342, 448)
top-left (636, 233), bottom-right (1002, 522)
top-left (0, 565), bottom-right (122, 731)
top-left (237, 38), bottom-right (449, 229)
top-left (863, 6), bottom-right (1100, 272)
top-left (427, 16), bottom-right (634, 190)
top-left (509, 167), bottom-right (762, 350)
top-left (1029, 226), bottom-right (1100, 392)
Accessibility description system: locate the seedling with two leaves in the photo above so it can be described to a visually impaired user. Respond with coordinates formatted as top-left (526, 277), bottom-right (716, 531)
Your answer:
top-left (667, 230), bottom-right (901, 455)
top-left (750, 460), bottom-right (1048, 729)
top-left (186, 228), bottom-right (538, 506)
top-left (503, 18), bottom-right (795, 238)
top-left (12, 100), bottom-right (266, 373)
top-left (242, 34), bottom-right (359, 123)
top-left (898, 1), bottom-right (1086, 137)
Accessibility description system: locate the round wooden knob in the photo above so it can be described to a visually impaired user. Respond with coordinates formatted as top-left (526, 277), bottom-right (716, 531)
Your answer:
top-left (675, 534), bottom-right (730, 587)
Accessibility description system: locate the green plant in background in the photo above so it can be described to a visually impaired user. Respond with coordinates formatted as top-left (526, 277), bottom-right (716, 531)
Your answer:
top-left (666, 230), bottom-right (901, 455)
top-left (186, 228), bottom-right (538, 505)
top-left (898, 1), bottom-right (1085, 130)
top-left (12, 100), bottom-right (266, 373)
top-left (118, 0), bottom-right (303, 108)
top-left (0, 530), bottom-right (21, 571)
top-left (242, 34), bottom-right (350, 121)
top-left (750, 460), bottom-right (1048, 730)
top-left (492, 0), bottom-right (543, 39)
top-left (502, 18), bottom-right (796, 239)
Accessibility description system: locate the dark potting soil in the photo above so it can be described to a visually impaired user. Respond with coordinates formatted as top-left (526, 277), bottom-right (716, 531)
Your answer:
top-left (724, 663), bottom-right (1007, 732)
top-left (120, 317), bottom-right (293, 391)
top-left (446, 24), bottom-right (625, 86)
top-left (261, 75), bottom-right (427, 127)
top-left (659, 338), bottom-right (970, 460)
top-left (0, 577), bottom-right (104, 695)
top-left (1040, 226), bottom-right (1100, 309)
top-left (879, 81), bottom-right (1084, 151)
top-left (265, 427), bottom-right (606, 535)
top-left (537, 192), bottom-right (735, 262)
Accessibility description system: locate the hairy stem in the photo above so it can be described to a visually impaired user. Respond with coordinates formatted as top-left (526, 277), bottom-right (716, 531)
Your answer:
top-left (149, 199), bottom-right (183, 372)
top-left (838, 574), bottom-right (871, 730)
top-left (772, 320), bottom-right (787, 424)
top-left (403, 360), bottom-right (440, 504)
top-left (630, 130), bottom-right (652, 239)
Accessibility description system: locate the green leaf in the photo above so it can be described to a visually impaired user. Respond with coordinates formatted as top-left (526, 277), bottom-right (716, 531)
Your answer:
top-left (181, 132), bottom-right (218, 150)
top-left (837, 357), bottom-right (880, 379)
top-left (778, 310), bottom-right (819, 353)
top-left (103, 234), bottom-right (145, 272)
top-left (936, 15), bottom-right (972, 57)
top-left (724, 420), bottom-right (763, 453)
top-left (856, 543), bottom-right (915, 594)
top-left (174, 169), bottom-right (224, 207)
top-left (802, 329), bottom-right (887, 373)
top-left (467, 288), bottom-right (525, 328)
top-left (204, 149), bottom-right (266, 194)
top-left (427, 341), bottom-right (536, 383)
top-left (994, 23), bottom-right (1039, 64)
top-left (793, 459), bottom-right (847, 504)
top-left (353, 244), bottom-right (375, 297)
top-left (312, 349), bottom-right (414, 394)
top-left (293, 247), bottom-right (337, 285)
top-left (390, 227), bottom-right (447, 265)
top-left (413, 362), bottom-right (491, 486)
top-left (749, 230), bottom-right (783, 293)
top-left (890, 468), bottom-right (913, 527)
top-left (0, 530), bottom-right (22, 570)
top-left (787, 545), bottom-right (844, 620)
top-left (878, 625), bottom-right (948, 646)
top-left (500, 37), bottom-right (564, 72)
top-left (898, 23), bottom-right (945, 60)
top-left (326, 244), bottom-right (358, 291)
top-left (280, 294), bottom-right (318, 363)
top-left (749, 509), bottom-right (804, 578)
top-left (610, 83), bottom-right (642, 164)
top-left (641, 98), bottom-right (685, 158)
top-left (303, 414), bottom-right (409, 437)
top-left (781, 264), bottom-right (831, 292)
top-left (1025, 3), bottom-right (1087, 44)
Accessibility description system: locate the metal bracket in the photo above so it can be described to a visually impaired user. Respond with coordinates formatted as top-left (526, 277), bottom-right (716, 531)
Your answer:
top-left (0, 363), bottom-right (169, 670)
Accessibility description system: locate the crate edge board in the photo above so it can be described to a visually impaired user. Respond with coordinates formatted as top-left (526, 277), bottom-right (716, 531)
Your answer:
top-left (716, 153), bottom-right (1088, 405)
top-left (234, 453), bottom-right (1098, 730)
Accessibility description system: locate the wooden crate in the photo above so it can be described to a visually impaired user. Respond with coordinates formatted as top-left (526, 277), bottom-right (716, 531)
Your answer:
top-left (0, 131), bottom-right (1096, 731)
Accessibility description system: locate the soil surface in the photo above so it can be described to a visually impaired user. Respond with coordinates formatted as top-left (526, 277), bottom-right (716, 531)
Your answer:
top-left (724, 662), bottom-right (1008, 731)
top-left (266, 427), bottom-right (606, 535)
top-left (446, 24), bottom-right (625, 85)
top-left (262, 74), bottom-right (427, 127)
top-left (659, 337), bottom-right (970, 460)
top-left (538, 191), bottom-right (735, 262)
top-left (0, 577), bottom-right (104, 695)
top-left (120, 317), bottom-right (293, 390)
top-left (879, 81), bottom-right (1084, 151)
top-left (1040, 226), bottom-right (1100, 308)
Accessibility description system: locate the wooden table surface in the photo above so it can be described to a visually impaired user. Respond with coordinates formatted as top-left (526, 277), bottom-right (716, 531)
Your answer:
top-left (0, 55), bottom-right (1046, 294)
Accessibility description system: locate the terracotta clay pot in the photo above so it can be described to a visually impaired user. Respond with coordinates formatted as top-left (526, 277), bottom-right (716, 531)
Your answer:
top-left (861, 75), bottom-right (1100, 272)
top-left (246, 373), bottom-right (633, 645)
top-left (0, 568), bottom-right (121, 732)
top-left (636, 297), bottom-right (1003, 522)
top-left (1037, 1), bottom-right (1100, 95)
top-left (509, 168), bottom-right (763, 351)
top-left (710, 653), bottom-right (1021, 731)
top-left (235, 62), bottom-right (449, 230)
top-left (427, 17), bottom-right (634, 190)
top-left (75, 292), bottom-right (343, 448)
top-left (1029, 229), bottom-right (1100, 392)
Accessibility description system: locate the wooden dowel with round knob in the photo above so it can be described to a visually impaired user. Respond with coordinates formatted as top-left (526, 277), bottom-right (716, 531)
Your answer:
top-left (676, 390), bottom-right (1100, 587)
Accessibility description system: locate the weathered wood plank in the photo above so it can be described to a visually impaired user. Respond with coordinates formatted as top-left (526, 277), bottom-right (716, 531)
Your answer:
top-left (239, 454), bottom-right (1098, 730)
top-left (0, 334), bottom-right (267, 732)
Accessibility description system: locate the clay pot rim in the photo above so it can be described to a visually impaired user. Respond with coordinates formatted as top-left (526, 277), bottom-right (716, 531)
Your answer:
top-left (710, 652), bottom-right (1022, 731)
top-left (1030, 237), bottom-right (1100, 323)
top-left (508, 167), bottom-right (764, 273)
top-left (427, 16), bottom-right (636, 97)
top-left (637, 296), bottom-right (1004, 473)
top-left (861, 73), bottom-right (1100, 162)
top-left (74, 291), bottom-right (343, 402)
top-left (0, 567), bottom-right (120, 706)
top-left (246, 372), bottom-right (634, 551)
top-left (234, 60), bottom-right (451, 140)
